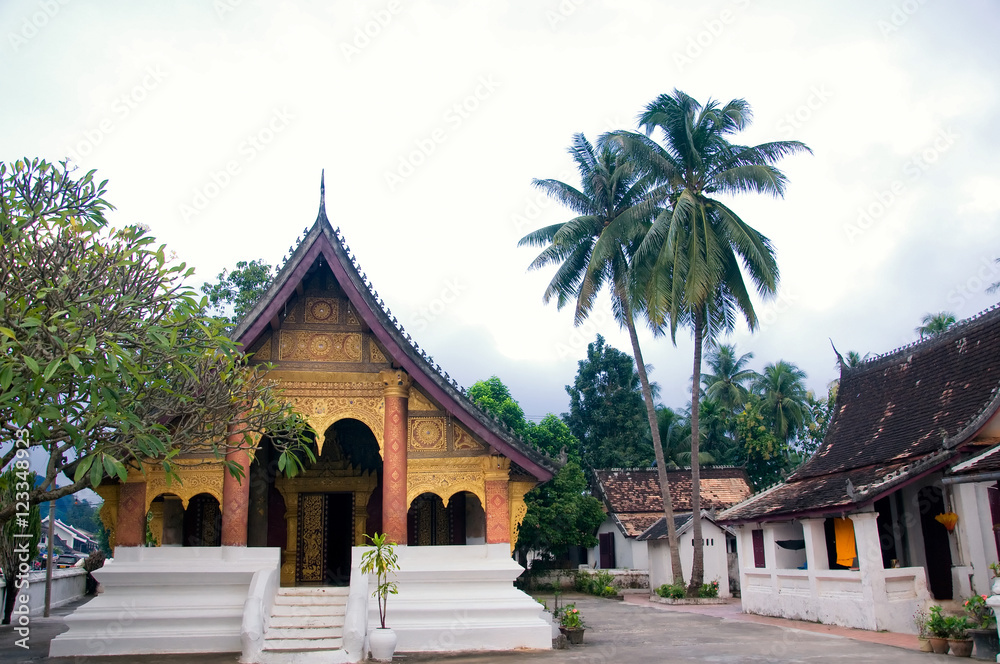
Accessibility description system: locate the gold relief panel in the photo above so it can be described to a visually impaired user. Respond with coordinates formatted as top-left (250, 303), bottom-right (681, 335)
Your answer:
top-left (251, 336), bottom-right (271, 362)
top-left (305, 298), bottom-right (339, 323)
top-left (346, 308), bottom-right (360, 325)
top-left (279, 330), bottom-right (363, 362)
top-left (453, 425), bottom-right (485, 451)
top-left (409, 418), bottom-right (447, 451)
top-left (370, 343), bottom-right (387, 364)
top-left (287, 396), bottom-right (384, 453)
top-left (408, 388), bottom-right (436, 412)
top-left (143, 464), bottom-right (225, 511)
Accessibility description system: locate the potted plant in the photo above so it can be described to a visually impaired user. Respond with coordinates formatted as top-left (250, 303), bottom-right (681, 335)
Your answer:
top-left (558, 603), bottom-right (586, 645)
top-left (964, 593), bottom-right (999, 660)
top-left (361, 532), bottom-right (400, 662)
top-left (913, 608), bottom-right (932, 653)
top-left (927, 606), bottom-right (951, 654)
top-left (946, 614), bottom-right (973, 657)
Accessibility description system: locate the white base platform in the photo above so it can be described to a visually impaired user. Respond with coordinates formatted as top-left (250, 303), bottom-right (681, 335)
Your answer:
top-left (368, 544), bottom-right (550, 652)
top-left (49, 546), bottom-right (280, 658)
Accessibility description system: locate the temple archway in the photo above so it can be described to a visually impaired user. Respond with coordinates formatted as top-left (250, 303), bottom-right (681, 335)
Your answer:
top-left (183, 493), bottom-right (222, 547)
top-left (407, 491), bottom-right (483, 546)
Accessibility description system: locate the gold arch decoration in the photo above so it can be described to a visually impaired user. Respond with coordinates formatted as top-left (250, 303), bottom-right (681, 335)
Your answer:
top-left (406, 456), bottom-right (488, 509)
top-left (143, 466), bottom-right (224, 511)
top-left (288, 396), bottom-right (385, 455)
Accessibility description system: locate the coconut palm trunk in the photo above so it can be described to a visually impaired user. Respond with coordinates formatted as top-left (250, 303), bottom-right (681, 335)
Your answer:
top-left (621, 288), bottom-right (683, 584)
top-left (687, 308), bottom-right (704, 595)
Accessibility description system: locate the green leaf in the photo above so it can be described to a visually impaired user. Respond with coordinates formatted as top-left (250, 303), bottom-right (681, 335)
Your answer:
top-left (0, 365), bottom-right (12, 390)
top-left (89, 455), bottom-right (104, 487)
top-left (85, 335), bottom-right (97, 354)
top-left (22, 355), bottom-right (39, 374)
top-left (0, 327), bottom-right (15, 340)
top-left (67, 353), bottom-right (80, 373)
top-left (74, 456), bottom-right (94, 483)
top-left (43, 358), bottom-right (61, 381)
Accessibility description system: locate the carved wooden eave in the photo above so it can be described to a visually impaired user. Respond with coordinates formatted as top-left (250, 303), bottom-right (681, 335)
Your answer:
top-left (229, 174), bottom-right (558, 483)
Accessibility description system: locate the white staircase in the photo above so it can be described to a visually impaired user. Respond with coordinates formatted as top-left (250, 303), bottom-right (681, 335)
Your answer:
top-left (260, 586), bottom-right (350, 664)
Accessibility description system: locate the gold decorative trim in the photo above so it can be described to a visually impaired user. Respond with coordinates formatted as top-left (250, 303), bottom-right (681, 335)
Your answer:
top-left (287, 396), bottom-right (385, 454)
top-left (379, 369), bottom-right (412, 399)
top-left (509, 480), bottom-right (535, 553)
top-left (305, 297), bottom-right (339, 323)
top-left (144, 464), bottom-right (225, 511)
top-left (279, 330), bottom-right (362, 362)
top-left (409, 417), bottom-right (447, 451)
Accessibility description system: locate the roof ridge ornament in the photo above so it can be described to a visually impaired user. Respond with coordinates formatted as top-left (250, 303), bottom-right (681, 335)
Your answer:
top-left (319, 169), bottom-right (327, 218)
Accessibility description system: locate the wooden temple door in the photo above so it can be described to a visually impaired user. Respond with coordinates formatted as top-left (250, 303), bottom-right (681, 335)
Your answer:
top-left (918, 485), bottom-right (954, 600)
top-left (296, 492), bottom-right (355, 585)
top-left (598, 532), bottom-right (615, 569)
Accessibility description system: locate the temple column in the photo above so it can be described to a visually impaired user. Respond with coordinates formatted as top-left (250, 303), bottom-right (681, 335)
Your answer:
top-left (281, 490), bottom-right (299, 586)
top-left (221, 423), bottom-right (251, 547)
top-left (850, 511), bottom-right (887, 630)
top-left (484, 456), bottom-right (511, 545)
top-left (380, 369), bottom-right (411, 545)
top-left (116, 480), bottom-right (147, 549)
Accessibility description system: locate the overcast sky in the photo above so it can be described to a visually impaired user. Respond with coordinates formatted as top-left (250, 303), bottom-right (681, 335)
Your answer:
top-left (3, 0), bottom-right (999, 424)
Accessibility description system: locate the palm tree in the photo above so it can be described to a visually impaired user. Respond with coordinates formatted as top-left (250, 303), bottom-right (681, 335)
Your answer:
top-left (702, 343), bottom-right (758, 413)
top-left (610, 90), bottom-right (810, 595)
top-left (519, 133), bottom-right (685, 584)
top-left (916, 311), bottom-right (956, 339)
top-left (843, 350), bottom-right (868, 368)
top-left (755, 360), bottom-right (809, 443)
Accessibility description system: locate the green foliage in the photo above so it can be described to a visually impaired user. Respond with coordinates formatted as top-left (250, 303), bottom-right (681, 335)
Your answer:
top-left (698, 580), bottom-right (720, 598)
top-left (524, 414), bottom-right (580, 463)
top-left (964, 594), bottom-right (995, 629)
top-left (573, 569), bottom-right (617, 597)
top-left (564, 335), bottom-right (652, 469)
top-left (735, 398), bottom-right (790, 489)
top-left (800, 386), bottom-right (836, 457)
top-left (656, 582), bottom-right (686, 599)
top-left (559, 603), bottom-right (585, 629)
top-left (515, 462), bottom-right (604, 559)
top-left (0, 158), bottom-right (310, 526)
top-left (917, 311), bottom-right (956, 339)
top-left (754, 360), bottom-right (809, 443)
top-left (467, 376), bottom-right (527, 435)
top-left (944, 614), bottom-right (969, 640)
top-left (360, 532), bottom-right (399, 630)
top-left (201, 259), bottom-right (275, 326)
top-left (927, 605), bottom-right (950, 638)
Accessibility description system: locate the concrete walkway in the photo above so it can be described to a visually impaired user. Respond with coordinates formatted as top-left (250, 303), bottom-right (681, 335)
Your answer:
top-left (1, 593), bottom-right (953, 663)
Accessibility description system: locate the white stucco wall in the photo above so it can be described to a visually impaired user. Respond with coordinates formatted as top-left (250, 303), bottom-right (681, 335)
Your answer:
top-left (17, 568), bottom-right (88, 616)
top-left (587, 518), bottom-right (648, 570)
top-left (647, 520), bottom-right (731, 597)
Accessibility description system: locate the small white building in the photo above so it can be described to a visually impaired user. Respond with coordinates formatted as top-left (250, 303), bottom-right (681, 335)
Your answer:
top-left (39, 517), bottom-right (98, 554)
top-left (588, 467), bottom-right (751, 572)
top-left (720, 306), bottom-right (1000, 634)
top-left (638, 511), bottom-right (734, 597)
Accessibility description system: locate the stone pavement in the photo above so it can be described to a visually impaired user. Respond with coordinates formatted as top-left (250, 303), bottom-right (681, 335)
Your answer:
top-left (1, 593), bottom-right (953, 663)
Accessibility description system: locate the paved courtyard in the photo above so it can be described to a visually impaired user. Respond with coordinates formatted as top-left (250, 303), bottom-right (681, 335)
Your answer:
top-left (2, 593), bottom-right (953, 663)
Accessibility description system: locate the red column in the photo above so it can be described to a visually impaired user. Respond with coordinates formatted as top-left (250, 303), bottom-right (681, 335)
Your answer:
top-left (116, 481), bottom-right (147, 548)
top-left (485, 456), bottom-right (511, 545)
top-left (380, 370), bottom-right (411, 545)
top-left (221, 423), bottom-right (251, 547)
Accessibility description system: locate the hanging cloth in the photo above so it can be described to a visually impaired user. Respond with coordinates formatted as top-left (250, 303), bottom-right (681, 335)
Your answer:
top-left (833, 517), bottom-right (857, 567)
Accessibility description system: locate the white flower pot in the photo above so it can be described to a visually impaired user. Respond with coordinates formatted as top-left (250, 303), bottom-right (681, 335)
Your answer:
top-left (369, 627), bottom-right (397, 662)
top-left (992, 577), bottom-right (1000, 596)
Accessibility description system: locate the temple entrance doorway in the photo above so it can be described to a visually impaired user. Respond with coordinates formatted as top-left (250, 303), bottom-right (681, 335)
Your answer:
top-left (296, 492), bottom-right (354, 585)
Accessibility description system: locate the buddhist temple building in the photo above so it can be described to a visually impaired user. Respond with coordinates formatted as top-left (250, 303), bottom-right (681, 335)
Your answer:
top-left (51, 180), bottom-right (557, 661)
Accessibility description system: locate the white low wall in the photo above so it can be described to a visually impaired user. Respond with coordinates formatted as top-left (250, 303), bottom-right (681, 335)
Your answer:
top-left (49, 546), bottom-right (280, 658)
top-left (739, 566), bottom-right (929, 633)
top-left (368, 544), bottom-right (550, 652)
top-left (20, 568), bottom-right (88, 616)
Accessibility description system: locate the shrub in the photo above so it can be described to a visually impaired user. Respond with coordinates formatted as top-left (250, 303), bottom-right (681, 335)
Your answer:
top-left (698, 580), bottom-right (720, 598)
top-left (559, 603), bottom-right (586, 629)
top-left (964, 594), bottom-right (995, 630)
top-left (927, 606), bottom-right (950, 638)
top-left (656, 582), bottom-right (685, 599)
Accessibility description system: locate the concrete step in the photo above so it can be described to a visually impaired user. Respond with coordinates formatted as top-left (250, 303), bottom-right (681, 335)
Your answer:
top-left (274, 594), bottom-right (349, 607)
top-left (270, 603), bottom-right (346, 617)
top-left (265, 626), bottom-right (343, 640)
top-left (270, 613), bottom-right (346, 629)
top-left (277, 586), bottom-right (350, 597)
top-left (262, 636), bottom-right (344, 651)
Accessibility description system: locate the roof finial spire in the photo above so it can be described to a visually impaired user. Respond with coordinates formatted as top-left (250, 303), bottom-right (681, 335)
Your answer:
top-left (319, 169), bottom-right (326, 216)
